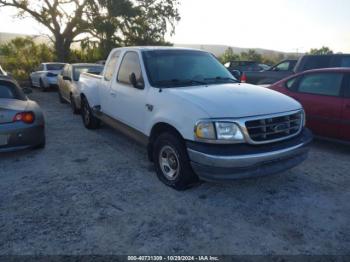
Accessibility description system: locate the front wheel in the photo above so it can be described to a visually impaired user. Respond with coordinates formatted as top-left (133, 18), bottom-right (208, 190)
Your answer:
top-left (81, 97), bottom-right (100, 129)
top-left (153, 132), bottom-right (199, 190)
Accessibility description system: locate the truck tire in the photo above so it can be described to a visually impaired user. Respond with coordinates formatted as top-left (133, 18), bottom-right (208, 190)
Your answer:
top-left (81, 97), bottom-right (100, 129)
top-left (153, 132), bottom-right (199, 190)
top-left (40, 79), bottom-right (46, 92)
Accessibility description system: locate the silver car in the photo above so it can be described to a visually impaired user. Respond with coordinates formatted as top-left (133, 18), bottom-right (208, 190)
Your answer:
top-left (57, 63), bottom-right (103, 114)
top-left (30, 62), bottom-right (66, 91)
top-left (0, 78), bottom-right (45, 152)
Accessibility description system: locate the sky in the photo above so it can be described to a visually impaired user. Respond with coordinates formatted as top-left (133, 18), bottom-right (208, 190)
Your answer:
top-left (0, 0), bottom-right (350, 53)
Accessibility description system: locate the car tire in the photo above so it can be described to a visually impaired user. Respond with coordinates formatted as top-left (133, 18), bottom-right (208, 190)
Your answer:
top-left (153, 132), bottom-right (199, 190)
top-left (70, 94), bottom-right (79, 115)
top-left (33, 137), bottom-right (46, 150)
top-left (40, 79), bottom-right (46, 92)
top-left (81, 97), bottom-right (100, 129)
top-left (58, 89), bottom-right (66, 104)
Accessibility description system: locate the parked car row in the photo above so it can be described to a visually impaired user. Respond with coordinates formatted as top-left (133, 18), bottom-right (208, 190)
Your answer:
top-left (231, 54), bottom-right (350, 86)
top-left (30, 62), bottom-right (66, 91)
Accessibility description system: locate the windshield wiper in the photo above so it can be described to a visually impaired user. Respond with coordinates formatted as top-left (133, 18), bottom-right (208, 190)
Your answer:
top-left (154, 79), bottom-right (207, 87)
top-left (204, 76), bottom-right (239, 83)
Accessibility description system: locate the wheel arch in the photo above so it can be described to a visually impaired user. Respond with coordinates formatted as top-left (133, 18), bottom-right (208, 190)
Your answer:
top-left (147, 122), bottom-right (184, 162)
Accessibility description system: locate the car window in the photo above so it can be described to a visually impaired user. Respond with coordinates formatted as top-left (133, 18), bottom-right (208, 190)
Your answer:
top-left (286, 77), bottom-right (298, 90)
top-left (47, 64), bottom-right (65, 71)
top-left (73, 65), bottom-right (103, 81)
top-left (303, 56), bottom-right (332, 71)
top-left (340, 57), bottom-right (350, 67)
top-left (104, 51), bottom-right (121, 81)
top-left (344, 74), bottom-right (350, 98)
top-left (273, 61), bottom-right (290, 71)
top-left (297, 73), bottom-right (343, 97)
top-left (117, 52), bottom-right (143, 85)
top-left (0, 81), bottom-right (25, 100)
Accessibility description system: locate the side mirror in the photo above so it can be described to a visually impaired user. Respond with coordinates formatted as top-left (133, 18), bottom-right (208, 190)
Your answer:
top-left (23, 87), bottom-right (33, 94)
top-left (63, 76), bottom-right (72, 81)
top-left (129, 73), bottom-right (144, 89)
top-left (231, 70), bottom-right (242, 82)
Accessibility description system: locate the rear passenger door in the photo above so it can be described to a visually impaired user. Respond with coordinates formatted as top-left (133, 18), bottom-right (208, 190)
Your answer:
top-left (111, 51), bottom-right (146, 132)
top-left (340, 74), bottom-right (350, 141)
top-left (291, 72), bottom-right (344, 139)
top-left (100, 50), bottom-right (121, 116)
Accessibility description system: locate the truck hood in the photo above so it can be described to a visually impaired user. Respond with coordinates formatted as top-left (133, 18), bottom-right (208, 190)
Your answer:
top-left (166, 83), bottom-right (302, 118)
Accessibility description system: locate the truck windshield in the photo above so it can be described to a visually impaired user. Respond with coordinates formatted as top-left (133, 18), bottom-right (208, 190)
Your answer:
top-left (142, 50), bottom-right (238, 88)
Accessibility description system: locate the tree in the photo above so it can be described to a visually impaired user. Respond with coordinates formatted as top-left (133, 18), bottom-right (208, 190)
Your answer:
top-left (0, 0), bottom-right (91, 61)
top-left (0, 37), bottom-right (54, 80)
top-left (87, 0), bottom-right (180, 58)
top-left (240, 49), bottom-right (262, 62)
top-left (308, 46), bottom-right (333, 55)
top-left (219, 47), bottom-right (239, 64)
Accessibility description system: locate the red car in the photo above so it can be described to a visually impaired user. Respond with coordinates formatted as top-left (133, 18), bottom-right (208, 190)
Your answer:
top-left (268, 68), bottom-right (350, 142)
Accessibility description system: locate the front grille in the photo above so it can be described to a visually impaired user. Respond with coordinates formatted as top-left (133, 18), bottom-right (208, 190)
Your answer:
top-left (245, 111), bottom-right (303, 143)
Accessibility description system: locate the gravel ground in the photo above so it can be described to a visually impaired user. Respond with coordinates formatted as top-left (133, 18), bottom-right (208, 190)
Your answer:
top-left (0, 90), bottom-right (349, 255)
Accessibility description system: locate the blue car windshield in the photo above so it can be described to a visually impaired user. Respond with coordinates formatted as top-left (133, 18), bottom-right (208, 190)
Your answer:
top-left (142, 50), bottom-right (237, 88)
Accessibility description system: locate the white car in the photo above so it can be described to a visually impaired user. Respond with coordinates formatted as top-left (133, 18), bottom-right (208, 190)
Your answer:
top-left (30, 63), bottom-right (66, 91)
top-left (79, 47), bottom-right (313, 190)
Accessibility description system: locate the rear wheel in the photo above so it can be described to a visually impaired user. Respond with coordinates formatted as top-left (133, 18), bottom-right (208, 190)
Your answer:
top-left (70, 94), bottom-right (79, 114)
top-left (58, 89), bottom-right (65, 104)
top-left (81, 97), bottom-right (100, 129)
top-left (40, 79), bottom-right (46, 92)
top-left (153, 132), bottom-right (199, 190)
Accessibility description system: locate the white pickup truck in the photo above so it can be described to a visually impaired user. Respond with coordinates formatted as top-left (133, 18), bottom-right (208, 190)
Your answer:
top-left (79, 47), bottom-right (313, 190)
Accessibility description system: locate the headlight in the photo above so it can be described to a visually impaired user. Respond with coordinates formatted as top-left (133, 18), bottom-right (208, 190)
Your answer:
top-left (215, 122), bottom-right (244, 141)
top-left (195, 121), bottom-right (245, 143)
top-left (195, 121), bottom-right (216, 140)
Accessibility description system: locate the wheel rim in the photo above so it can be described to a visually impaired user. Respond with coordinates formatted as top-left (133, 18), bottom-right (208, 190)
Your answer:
top-left (158, 145), bottom-right (180, 180)
top-left (83, 102), bottom-right (90, 124)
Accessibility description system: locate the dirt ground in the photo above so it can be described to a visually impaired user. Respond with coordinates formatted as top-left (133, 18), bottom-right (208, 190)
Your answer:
top-left (0, 90), bottom-right (349, 255)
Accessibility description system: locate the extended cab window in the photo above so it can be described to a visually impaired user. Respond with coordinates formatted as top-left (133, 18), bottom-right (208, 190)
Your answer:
top-left (117, 52), bottom-right (143, 85)
top-left (297, 73), bottom-right (343, 97)
top-left (104, 51), bottom-right (120, 81)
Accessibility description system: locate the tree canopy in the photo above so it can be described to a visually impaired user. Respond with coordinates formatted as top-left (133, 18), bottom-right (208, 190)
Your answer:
top-left (308, 46), bottom-right (334, 55)
top-left (0, 0), bottom-right (180, 61)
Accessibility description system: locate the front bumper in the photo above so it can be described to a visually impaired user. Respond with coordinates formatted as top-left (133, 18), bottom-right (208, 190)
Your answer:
top-left (187, 129), bottom-right (313, 182)
top-left (0, 122), bottom-right (45, 153)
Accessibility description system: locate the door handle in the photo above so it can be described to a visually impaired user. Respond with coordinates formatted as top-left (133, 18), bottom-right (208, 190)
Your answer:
top-left (110, 92), bottom-right (117, 98)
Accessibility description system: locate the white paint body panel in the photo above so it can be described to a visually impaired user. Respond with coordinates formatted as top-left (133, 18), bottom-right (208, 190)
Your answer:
top-left (80, 47), bottom-right (302, 141)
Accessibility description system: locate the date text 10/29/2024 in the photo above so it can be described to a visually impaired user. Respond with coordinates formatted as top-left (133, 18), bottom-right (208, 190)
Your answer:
top-left (128, 256), bottom-right (220, 261)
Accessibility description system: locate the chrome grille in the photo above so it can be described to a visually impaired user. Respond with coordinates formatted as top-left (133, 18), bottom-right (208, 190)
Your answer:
top-left (245, 111), bottom-right (303, 143)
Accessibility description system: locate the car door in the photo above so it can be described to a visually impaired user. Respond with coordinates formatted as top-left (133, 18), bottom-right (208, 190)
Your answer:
top-left (100, 50), bottom-right (122, 116)
top-left (340, 73), bottom-right (350, 141)
top-left (111, 51), bottom-right (147, 132)
top-left (290, 72), bottom-right (344, 139)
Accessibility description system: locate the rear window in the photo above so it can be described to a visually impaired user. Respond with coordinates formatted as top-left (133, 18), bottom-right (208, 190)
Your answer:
top-left (73, 65), bottom-right (103, 81)
top-left (47, 64), bottom-right (65, 71)
top-left (303, 56), bottom-right (332, 71)
top-left (340, 57), bottom-right (350, 67)
top-left (0, 81), bottom-right (25, 100)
